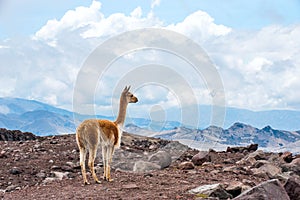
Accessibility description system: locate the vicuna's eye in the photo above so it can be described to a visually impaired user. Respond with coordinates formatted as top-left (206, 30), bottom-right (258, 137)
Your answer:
top-left (130, 94), bottom-right (133, 97)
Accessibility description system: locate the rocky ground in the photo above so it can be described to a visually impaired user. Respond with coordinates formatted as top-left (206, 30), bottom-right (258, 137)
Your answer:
top-left (0, 129), bottom-right (300, 199)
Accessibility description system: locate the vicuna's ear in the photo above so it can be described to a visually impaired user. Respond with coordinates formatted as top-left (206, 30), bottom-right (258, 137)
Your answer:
top-left (123, 86), bottom-right (131, 93)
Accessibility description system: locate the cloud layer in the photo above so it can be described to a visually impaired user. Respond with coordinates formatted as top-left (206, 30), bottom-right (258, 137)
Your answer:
top-left (1, 0), bottom-right (300, 118)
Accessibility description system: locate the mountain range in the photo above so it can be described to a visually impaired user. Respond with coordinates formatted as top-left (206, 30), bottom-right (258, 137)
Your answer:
top-left (125, 122), bottom-right (300, 154)
top-left (0, 97), bottom-right (299, 153)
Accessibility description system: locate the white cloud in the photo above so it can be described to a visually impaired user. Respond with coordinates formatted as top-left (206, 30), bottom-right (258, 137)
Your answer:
top-left (34, 0), bottom-right (103, 42)
top-left (1, 0), bottom-right (300, 114)
top-left (207, 24), bottom-right (300, 110)
top-left (168, 10), bottom-right (232, 42)
top-left (151, 0), bottom-right (160, 9)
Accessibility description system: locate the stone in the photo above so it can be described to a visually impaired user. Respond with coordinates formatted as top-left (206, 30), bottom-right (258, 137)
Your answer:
top-left (122, 183), bottom-right (139, 189)
top-left (5, 184), bottom-right (19, 192)
top-left (234, 179), bottom-right (290, 200)
top-left (223, 181), bottom-right (245, 198)
top-left (284, 176), bottom-right (300, 200)
top-left (236, 156), bottom-right (257, 166)
top-left (192, 151), bottom-right (209, 166)
top-left (189, 183), bottom-right (232, 199)
top-left (281, 152), bottom-right (293, 163)
top-left (148, 150), bottom-right (172, 169)
top-left (9, 167), bottom-right (22, 175)
top-left (247, 144), bottom-right (258, 152)
top-left (178, 161), bottom-right (195, 170)
top-left (253, 160), bottom-right (270, 168)
top-left (251, 164), bottom-right (282, 179)
top-left (114, 161), bottom-right (134, 171)
top-left (226, 144), bottom-right (258, 153)
top-left (282, 158), bottom-right (300, 175)
top-left (36, 172), bottom-right (46, 178)
top-left (0, 150), bottom-right (7, 158)
top-left (247, 150), bottom-right (266, 160)
top-left (133, 161), bottom-right (161, 172)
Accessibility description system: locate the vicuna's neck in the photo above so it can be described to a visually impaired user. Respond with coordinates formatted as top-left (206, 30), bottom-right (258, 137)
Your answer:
top-left (114, 95), bottom-right (128, 127)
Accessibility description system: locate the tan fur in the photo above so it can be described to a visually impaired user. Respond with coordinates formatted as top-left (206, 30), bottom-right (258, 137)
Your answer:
top-left (98, 120), bottom-right (119, 146)
top-left (76, 86), bottom-right (138, 185)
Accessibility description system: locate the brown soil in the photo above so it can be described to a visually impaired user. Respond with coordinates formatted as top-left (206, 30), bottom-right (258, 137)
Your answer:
top-left (0, 133), bottom-right (267, 200)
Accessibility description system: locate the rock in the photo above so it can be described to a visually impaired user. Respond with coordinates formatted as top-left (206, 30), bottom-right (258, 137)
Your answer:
top-left (234, 179), bottom-right (290, 200)
top-left (161, 141), bottom-right (189, 158)
top-left (5, 185), bottom-right (19, 192)
top-left (148, 151), bottom-right (172, 169)
top-left (247, 150), bottom-right (266, 160)
top-left (114, 162), bottom-right (134, 171)
top-left (236, 156), bottom-right (257, 166)
top-left (189, 183), bottom-right (232, 199)
top-left (178, 161), bottom-right (195, 170)
top-left (247, 144), bottom-right (258, 152)
top-left (284, 176), bottom-right (300, 200)
top-left (226, 144), bottom-right (258, 153)
top-left (61, 165), bottom-right (74, 172)
top-left (9, 167), bottom-right (22, 175)
top-left (237, 150), bottom-right (267, 166)
top-left (51, 165), bottom-right (61, 170)
top-left (50, 140), bottom-right (58, 144)
top-left (43, 171), bottom-right (69, 184)
top-left (122, 183), bottom-right (139, 189)
top-left (133, 161), bottom-right (161, 172)
top-left (65, 162), bottom-right (76, 168)
top-left (0, 128), bottom-right (37, 141)
top-left (281, 152), bottom-right (293, 163)
top-left (192, 151), bottom-right (209, 166)
top-left (282, 158), bottom-right (300, 176)
top-left (36, 172), bottom-right (46, 178)
top-left (223, 181), bottom-right (248, 198)
top-left (251, 164), bottom-right (282, 179)
top-left (0, 150), bottom-right (7, 158)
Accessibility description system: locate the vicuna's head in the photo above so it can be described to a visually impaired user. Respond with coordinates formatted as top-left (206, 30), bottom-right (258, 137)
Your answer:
top-left (121, 86), bottom-right (138, 104)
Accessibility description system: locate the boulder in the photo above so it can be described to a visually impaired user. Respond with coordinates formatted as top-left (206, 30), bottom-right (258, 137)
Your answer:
top-left (178, 161), bottom-right (195, 170)
top-left (191, 151), bottom-right (209, 166)
top-left (133, 161), bottom-right (161, 172)
top-left (148, 150), bottom-right (172, 169)
top-left (281, 152), bottom-right (293, 163)
top-left (226, 144), bottom-right (258, 153)
top-left (0, 128), bottom-right (37, 141)
top-left (284, 176), bottom-right (300, 200)
top-left (251, 163), bottom-right (282, 179)
top-left (189, 183), bottom-right (232, 199)
top-left (223, 181), bottom-right (250, 198)
top-left (281, 158), bottom-right (300, 176)
top-left (234, 179), bottom-right (290, 200)
top-left (236, 156), bottom-right (257, 166)
top-left (237, 150), bottom-right (267, 166)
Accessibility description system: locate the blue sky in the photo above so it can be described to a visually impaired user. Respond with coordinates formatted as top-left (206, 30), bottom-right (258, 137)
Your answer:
top-left (1, 0), bottom-right (300, 38)
top-left (1, 0), bottom-right (300, 121)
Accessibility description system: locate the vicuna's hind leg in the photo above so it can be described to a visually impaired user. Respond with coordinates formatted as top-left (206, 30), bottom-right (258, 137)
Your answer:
top-left (102, 146), bottom-right (108, 180)
top-left (105, 145), bottom-right (115, 182)
top-left (79, 147), bottom-right (89, 185)
top-left (88, 147), bottom-right (101, 184)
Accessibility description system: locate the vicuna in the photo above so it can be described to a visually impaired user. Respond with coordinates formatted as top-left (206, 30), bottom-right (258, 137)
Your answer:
top-left (76, 86), bottom-right (138, 184)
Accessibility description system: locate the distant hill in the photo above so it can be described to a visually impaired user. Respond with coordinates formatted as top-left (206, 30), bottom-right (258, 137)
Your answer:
top-left (0, 97), bottom-right (300, 153)
top-left (126, 122), bottom-right (300, 154)
top-left (0, 98), bottom-right (75, 135)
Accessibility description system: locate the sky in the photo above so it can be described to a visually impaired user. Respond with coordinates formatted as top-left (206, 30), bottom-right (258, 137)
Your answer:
top-left (0, 0), bottom-right (300, 122)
